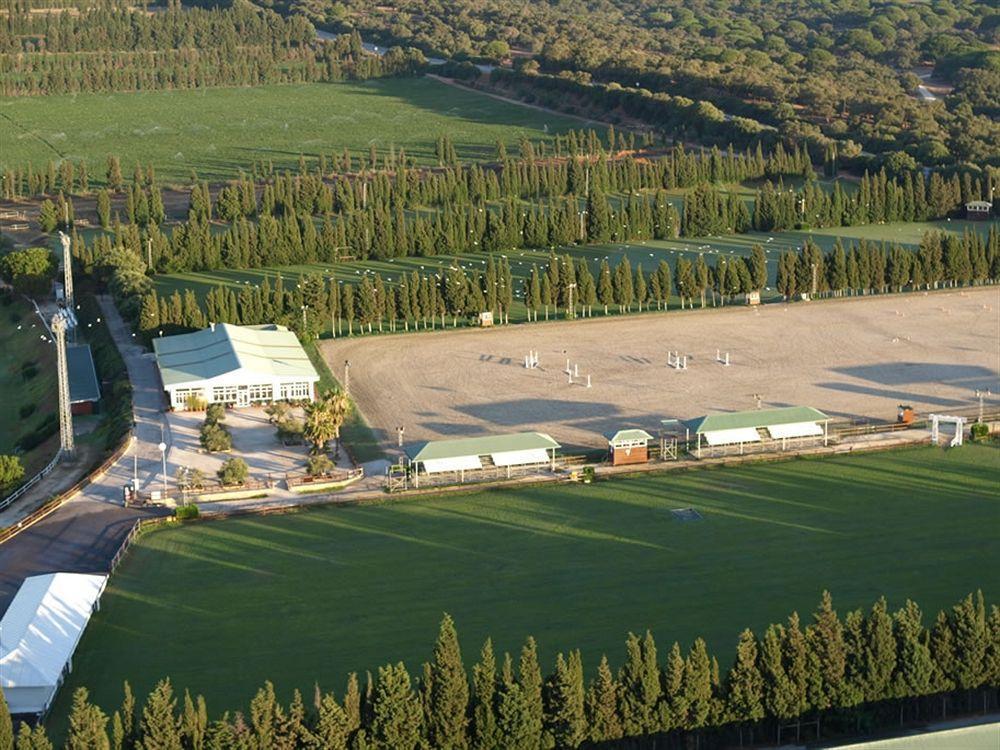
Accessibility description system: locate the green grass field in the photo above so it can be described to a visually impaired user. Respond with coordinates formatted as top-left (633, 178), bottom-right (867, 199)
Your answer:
top-left (50, 444), bottom-right (1000, 727)
top-left (150, 219), bottom-right (998, 332)
top-left (0, 296), bottom-right (59, 477)
top-left (0, 78), bottom-right (589, 183)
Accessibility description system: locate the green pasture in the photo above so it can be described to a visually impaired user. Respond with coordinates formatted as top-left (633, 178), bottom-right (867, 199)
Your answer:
top-left (0, 78), bottom-right (589, 183)
top-left (0, 295), bottom-right (59, 475)
top-left (50, 444), bottom-right (1000, 729)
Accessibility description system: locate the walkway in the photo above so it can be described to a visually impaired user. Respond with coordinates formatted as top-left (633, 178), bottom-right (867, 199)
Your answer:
top-left (0, 296), bottom-right (172, 616)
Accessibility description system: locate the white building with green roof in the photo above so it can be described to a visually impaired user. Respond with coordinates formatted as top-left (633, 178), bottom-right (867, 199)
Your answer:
top-left (674, 406), bottom-right (831, 458)
top-left (153, 323), bottom-right (320, 410)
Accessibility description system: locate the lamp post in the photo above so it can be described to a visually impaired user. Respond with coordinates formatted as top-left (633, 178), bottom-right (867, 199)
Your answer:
top-left (975, 389), bottom-right (991, 423)
top-left (344, 359), bottom-right (351, 396)
top-left (157, 441), bottom-right (167, 500)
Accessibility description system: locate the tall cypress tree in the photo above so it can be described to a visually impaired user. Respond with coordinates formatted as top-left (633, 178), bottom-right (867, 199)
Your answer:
top-left (471, 639), bottom-right (498, 750)
top-left (371, 663), bottom-right (423, 750)
top-left (725, 629), bottom-right (765, 746)
top-left (65, 688), bottom-right (110, 750)
top-left (585, 655), bottom-right (622, 743)
top-left (0, 685), bottom-right (12, 750)
top-left (426, 614), bottom-right (469, 749)
top-left (544, 651), bottom-right (585, 749)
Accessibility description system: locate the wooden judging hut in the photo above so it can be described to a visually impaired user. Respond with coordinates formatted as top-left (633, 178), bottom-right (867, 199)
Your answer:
top-left (605, 429), bottom-right (655, 466)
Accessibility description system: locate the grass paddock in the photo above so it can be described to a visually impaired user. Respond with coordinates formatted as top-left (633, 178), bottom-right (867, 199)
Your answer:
top-left (49, 444), bottom-right (1000, 728)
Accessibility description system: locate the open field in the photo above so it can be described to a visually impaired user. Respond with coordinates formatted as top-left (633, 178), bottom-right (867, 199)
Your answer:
top-left (151, 219), bottom-right (999, 332)
top-left (49, 444), bottom-right (1000, 728)
top-left (0, 296), bottom-right (58, 476)
top-left (322, 288), bottom-right (1000, 451)
top-left (0, 78), bottom-right (589, 183)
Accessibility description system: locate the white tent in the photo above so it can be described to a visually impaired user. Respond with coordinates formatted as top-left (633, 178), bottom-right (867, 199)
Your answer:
top-left (0, 572), bottom-right (108, 716)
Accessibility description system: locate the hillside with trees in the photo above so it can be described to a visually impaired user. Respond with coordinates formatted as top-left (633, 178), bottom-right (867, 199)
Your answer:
top-left (279, 0), bottom-right (1000, 169)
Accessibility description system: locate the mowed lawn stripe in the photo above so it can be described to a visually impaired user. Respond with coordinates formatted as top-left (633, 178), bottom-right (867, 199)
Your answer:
top-left (48, 444), bottom-right (999, 732)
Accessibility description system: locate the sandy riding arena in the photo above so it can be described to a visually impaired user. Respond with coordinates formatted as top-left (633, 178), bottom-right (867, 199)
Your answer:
top-left (321, 288), bottom-right (1000, 452)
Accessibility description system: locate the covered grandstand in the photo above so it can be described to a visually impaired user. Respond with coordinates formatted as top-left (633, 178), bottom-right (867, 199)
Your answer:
top-left (677, 406), bottom-right (831, 458)
top-left (405, 432), bottom-right (561, 486)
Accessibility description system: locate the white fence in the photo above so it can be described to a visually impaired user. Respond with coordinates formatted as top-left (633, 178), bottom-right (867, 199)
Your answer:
top-left (0, 450), bottom-right (62, 512)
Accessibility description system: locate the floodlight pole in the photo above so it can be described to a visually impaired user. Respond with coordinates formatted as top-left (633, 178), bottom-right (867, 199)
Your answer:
top-left (344, 360), bottom-right (351, 396)
top-left (52, 312), bottom-right (75, 458)
top-left (975, 389), bottom-right (991, 423)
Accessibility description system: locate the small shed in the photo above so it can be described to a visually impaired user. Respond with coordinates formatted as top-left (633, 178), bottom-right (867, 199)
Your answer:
top-left (965, 200), bottom-right (992, 220)
top-left (67, 344), bottom-right (101, 415)
top-left (605, 429), bottom-right (654, 465)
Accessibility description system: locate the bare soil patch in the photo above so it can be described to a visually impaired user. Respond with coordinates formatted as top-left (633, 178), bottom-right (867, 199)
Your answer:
top-left (321, 289), bottom-right (1000, 452)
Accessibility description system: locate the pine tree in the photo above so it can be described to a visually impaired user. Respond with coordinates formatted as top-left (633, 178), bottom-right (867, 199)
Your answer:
top-left (370, 663), bottom-right (423, 750)
top-left (585, 655), bottom-right (622, 743)
top-left (951, 591), bottom-right (988, 694)
top-left (65, 688), bottom-right (111, 750)
top-left (471, 639), bottom-right (498, 750)
top-left (140, 678), bottom-right (182, 750)
top-left (726, 629), bottom-right (765, 746)
top-left (519, 638), bottom-right (544, 747)
top-left (496, 654), bottom-right (533, 748)
top-left (806, 591), bottom-right (847, 713)
top-left (862, 597), bottom-right (896, 704)
top-left (682, 638), bottom-right (713, 730)
top-left (426, 614), bottom-right (469, 749)
top-left (544, 651), bottom-right (585, 749)
top-left (0, 686), bottom-right (12, 750)
top-left (617, 631), bottom-right (660, 736)
top-left (179, 691), bottom-right (207, 750)
top-left (15, 723), bottom-right (53, 750)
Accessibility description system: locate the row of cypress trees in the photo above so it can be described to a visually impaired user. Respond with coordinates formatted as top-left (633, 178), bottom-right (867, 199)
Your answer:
top-left (2, 591), bottom-right (996, 749)
top-left (126, 228), bottom-right (1000, 344)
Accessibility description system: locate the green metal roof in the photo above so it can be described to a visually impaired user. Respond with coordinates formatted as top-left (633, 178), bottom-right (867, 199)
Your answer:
top-left (606, 429), bottom-right (654, 444)
top-left (678, 406), bottom-right (830, 434)
top-left (406, 432), bottom-right (560, 463)
top-left (152, 323), bottom-right (318, 387)
top-left (67, 344), bottom-right (100, 403)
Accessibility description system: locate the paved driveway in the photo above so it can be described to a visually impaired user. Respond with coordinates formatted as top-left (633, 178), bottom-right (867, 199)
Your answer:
top-left (0, 296), bottom-right (172, 616)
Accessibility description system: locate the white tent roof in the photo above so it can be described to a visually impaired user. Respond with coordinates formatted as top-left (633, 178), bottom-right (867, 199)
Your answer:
top-left (422, 455), bottom-right (484, 474)
top-left (767, 421), bottom-right (824, 439)
top-left (1, 573), bottom-right (107, 713)
top-left (491, 448), bottom-right (551, 467)
top-left (703, 427), bottom-right (762, 446)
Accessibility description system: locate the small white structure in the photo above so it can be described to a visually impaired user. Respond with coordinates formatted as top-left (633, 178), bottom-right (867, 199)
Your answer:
top-left (930, 414), bottom-right (966, 447)
top-left (0, 573), bottom-right (108, 717)
top-left (153, 323), bottom-right (320, 410)
top-left (681, 406), bottom-right (831, 458)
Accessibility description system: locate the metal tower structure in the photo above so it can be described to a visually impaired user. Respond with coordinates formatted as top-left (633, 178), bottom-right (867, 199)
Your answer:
top-left (59, 231), bottom-right (74, 313)
top-left (51, 312), bottom-right (75, 457)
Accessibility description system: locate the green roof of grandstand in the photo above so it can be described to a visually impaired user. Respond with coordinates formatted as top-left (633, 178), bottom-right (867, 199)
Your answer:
top-left (606, 429), bottom-right (655, 444)
top-left (67, 344), bottom-right (100, 403)
top-left (679, 406), bottom-right (830, 434)
top-left (152, 323), bottom-right (318, 387)
top-left (406, 432), bottom-right (560, 462)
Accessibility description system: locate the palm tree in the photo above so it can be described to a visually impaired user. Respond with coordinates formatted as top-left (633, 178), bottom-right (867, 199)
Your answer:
top-left (324, 388), bottom-right (351, 459)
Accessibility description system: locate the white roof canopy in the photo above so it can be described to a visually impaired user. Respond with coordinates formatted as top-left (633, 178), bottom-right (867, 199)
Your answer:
top-left (702, 427), bottom-right (762, 446)
top-left (0, 573), bottom-right (108, 715)
top-left (767, 421), bottom-right (824, 439)
top-left (421, 455), bottom-right (484, 474)
top-left (491, 448), bottom-right (551, 467)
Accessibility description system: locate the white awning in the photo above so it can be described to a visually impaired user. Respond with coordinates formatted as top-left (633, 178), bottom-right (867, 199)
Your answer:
top-left (767, 421), bottom-right (824, 439)
top-left (491, 448), bottom-right (551, 467)
top-left (421, 455), bottom-right (483, 474)
top-left (703, 427), bottom-right (762, 446)
top-left (1, 573), bottom-right (108, 715)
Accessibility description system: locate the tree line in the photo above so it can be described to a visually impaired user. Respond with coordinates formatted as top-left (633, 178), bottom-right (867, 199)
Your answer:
top-left (2, 590), bottom-right (997, 749)
top-left (95, 227), bottom-right (998, 345)
top-left (0, 0), bottom-right (424, 97)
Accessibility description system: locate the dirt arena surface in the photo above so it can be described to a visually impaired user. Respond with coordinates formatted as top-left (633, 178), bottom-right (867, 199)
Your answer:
top-left (321, 288), bottom-right (1000, 452)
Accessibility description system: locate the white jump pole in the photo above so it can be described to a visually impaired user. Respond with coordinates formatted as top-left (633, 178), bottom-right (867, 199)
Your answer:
top-left (568, 370), bottom-right (573, 384)
top-left (574, 363), bottom-right (579, 377)
top-left (724, 352), bottom-right (729, 366)
top-left (586, 374), bottom-right (591, 388)
top-left (565, 358), bottom-right (571, 374)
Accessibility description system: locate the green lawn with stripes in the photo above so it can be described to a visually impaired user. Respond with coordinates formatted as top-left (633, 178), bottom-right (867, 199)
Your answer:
top-left (49, 444), bottom-right (1000, 728)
